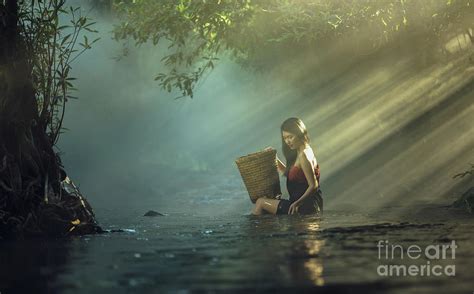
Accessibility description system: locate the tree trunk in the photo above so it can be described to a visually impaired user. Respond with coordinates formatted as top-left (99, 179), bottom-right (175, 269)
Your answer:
top-left (0, 0), bottom-right (101, 238)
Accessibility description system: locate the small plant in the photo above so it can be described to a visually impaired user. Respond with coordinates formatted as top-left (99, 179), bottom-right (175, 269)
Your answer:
top-left (451, 163), bottom-right (474, 213)
top-left (452, 163), bottom-right (474, 179)
top-left (19, 0), bottom-right (99, 144)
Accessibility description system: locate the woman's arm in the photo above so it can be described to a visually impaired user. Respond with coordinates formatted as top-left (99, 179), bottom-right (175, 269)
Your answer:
top-left (276, 157), bottom-right (286, 174)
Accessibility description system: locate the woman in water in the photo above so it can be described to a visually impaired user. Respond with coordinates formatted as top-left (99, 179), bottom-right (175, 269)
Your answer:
top-left (252, 117), bottom-right (323, 215)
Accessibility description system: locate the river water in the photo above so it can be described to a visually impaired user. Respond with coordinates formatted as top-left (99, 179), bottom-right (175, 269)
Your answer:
top-left (1, 203), bottom-right (473, 293)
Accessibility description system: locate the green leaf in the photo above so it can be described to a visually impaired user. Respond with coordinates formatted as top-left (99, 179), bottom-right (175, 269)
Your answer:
top-left (61, 34), bottom-right (71, 46)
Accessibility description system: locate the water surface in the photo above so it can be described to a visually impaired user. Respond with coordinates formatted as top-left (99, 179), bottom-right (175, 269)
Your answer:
top-left (1, 202), bottom-right (472, 294)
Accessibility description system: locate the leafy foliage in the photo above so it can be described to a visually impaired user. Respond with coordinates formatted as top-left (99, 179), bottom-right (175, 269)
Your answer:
top-left (113, 0), bottom-right (253, 98)
top-left (113, 0), bottom-right (473, 98)
top-left (0, 0), bottom-right (102, 238)
top-left (18, 0), bottom-right (99, 144)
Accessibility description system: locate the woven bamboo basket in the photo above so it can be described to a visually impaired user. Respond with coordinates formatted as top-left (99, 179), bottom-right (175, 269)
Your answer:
top-left (235, 148), bottom-right (281, 203)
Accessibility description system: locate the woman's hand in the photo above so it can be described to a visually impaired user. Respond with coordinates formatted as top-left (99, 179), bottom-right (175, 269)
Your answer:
top-left (264, 146), bottom-right (285, 173)
top-left (288, 200), bottom-right (302, 215)
top-left (276, 157), bottom-right (285, 172)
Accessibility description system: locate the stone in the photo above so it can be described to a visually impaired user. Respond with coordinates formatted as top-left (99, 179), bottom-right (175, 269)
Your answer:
top-left (144, 210), bottom-right (164, 217)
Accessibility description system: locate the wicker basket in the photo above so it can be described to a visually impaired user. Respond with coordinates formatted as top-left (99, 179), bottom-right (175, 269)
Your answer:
top-left (235, 148), bottom-right (281, 203)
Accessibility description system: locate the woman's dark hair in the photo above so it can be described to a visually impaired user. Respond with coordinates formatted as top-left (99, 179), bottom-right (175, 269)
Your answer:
top-left (281, 117), bottom-right (310, 176)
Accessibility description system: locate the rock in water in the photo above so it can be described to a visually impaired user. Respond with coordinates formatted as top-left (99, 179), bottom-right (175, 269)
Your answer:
top-left (144, 210), bottom-right (164, 217)
top-left (452, 187), bottom-right (474, 213)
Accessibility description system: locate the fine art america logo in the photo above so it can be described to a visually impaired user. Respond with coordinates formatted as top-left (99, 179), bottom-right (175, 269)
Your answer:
top-left (377, 240), bottom-right (457, 277)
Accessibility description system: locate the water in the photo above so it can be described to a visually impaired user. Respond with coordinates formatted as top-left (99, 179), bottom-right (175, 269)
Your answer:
top-left (1, 203), bottom-right (473, 294)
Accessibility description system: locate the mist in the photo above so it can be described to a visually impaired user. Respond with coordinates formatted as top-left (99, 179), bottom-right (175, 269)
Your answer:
top-left (2, 1), bottom-right (474, 292)
top-left (58, 2), bottom-right (473, 218)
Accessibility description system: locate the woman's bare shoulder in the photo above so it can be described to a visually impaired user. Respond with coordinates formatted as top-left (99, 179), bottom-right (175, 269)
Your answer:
top-left (301, 146), bottom-right (317, 165)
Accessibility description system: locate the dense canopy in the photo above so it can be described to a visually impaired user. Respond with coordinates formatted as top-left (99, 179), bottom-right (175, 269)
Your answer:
top-left (112, 0), bottom-right (473, 97)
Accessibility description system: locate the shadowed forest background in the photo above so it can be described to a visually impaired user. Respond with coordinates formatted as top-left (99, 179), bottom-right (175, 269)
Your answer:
top-left (56, 0), bottom-right (473, 217)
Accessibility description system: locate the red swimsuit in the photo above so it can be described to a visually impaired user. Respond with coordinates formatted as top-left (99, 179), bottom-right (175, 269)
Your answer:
top-left (288, 164), bottom-right (321, 185)
top-left (281, 164), bottom-right (323, 214)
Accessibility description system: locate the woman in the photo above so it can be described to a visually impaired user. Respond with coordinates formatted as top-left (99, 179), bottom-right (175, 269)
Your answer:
top-left (252, 117), bottom-right (323, 215)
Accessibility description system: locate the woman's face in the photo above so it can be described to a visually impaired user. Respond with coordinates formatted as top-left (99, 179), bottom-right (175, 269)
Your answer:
top-left (282, 130), bottom-right (301, 150)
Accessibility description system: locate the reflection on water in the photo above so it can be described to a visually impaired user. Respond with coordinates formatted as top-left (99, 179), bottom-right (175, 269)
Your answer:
top-left (303, 239), bottom-right (325, 286)
top-left (0, 238), bottom-right (75, 293)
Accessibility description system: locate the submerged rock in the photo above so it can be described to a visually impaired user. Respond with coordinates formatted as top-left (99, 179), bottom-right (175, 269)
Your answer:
top-left (144, 210), bottom-right (164, 217)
